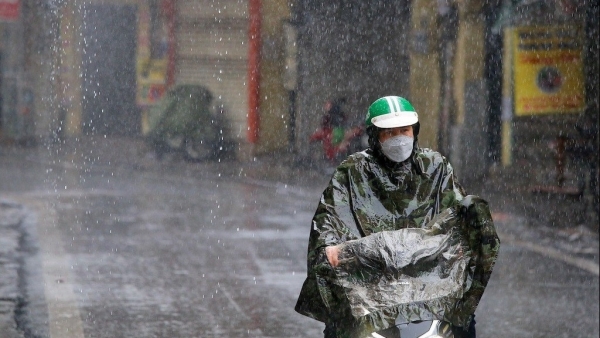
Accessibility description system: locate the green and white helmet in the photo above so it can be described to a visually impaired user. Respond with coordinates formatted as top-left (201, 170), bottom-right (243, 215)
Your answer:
top-left (365, 96), bottom-right (418, 128)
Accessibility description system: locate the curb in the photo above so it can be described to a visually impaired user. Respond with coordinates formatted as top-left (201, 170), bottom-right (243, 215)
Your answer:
top-left (0, 200), bottom-right (26, 338)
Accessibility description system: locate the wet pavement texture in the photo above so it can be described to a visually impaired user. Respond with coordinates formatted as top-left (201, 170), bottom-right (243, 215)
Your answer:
top-left (0, 136), bottom-right (598, 337)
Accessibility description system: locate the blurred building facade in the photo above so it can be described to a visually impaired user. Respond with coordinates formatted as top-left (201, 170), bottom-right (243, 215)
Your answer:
top-left (0, 0), bottom-right (41, 145)
top-left (0, 0), bottom-right (597, 189)
top-left (0, 0), bottom-right (293, 157)
top-left (291, 0), bottom-right (597, 179)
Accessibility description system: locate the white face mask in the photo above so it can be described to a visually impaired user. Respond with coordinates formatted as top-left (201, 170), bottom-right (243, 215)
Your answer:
top-left (380, 135), bottom-right (414, 163)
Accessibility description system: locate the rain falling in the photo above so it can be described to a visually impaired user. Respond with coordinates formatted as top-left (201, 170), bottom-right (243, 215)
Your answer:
top-left (0, 0), bottom-right (598, 337)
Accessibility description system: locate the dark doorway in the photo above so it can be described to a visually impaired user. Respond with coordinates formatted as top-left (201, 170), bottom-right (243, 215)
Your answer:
top-left (484, 2), bottom-right (503, 165)
top-left (82, 5), bottom-right (139, 135)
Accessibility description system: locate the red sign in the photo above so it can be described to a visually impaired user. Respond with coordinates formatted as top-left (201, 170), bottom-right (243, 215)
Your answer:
top-left (0, 0), bottom-right (20, 21)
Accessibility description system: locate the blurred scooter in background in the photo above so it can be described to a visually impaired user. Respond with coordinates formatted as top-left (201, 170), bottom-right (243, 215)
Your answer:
top-left (146, 85), bottom-right (235, 162)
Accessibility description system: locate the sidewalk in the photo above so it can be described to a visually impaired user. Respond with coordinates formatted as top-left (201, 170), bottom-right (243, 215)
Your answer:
top-left (478, 163), bottom-right (599, 273)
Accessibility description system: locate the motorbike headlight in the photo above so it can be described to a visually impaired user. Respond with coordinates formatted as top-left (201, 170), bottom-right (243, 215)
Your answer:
top-left (418, 320), bottom-right (454, 338)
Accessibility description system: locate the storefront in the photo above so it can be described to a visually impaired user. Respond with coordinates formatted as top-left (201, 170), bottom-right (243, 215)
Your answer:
top-left (136, 0), bottom-right (293, 157)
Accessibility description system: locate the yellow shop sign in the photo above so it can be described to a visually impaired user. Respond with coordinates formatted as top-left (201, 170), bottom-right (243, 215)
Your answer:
top-left (508, 24), bottom-right (585, 115)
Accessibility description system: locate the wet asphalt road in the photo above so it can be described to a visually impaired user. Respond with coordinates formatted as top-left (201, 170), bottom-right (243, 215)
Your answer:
top-left (1, 140), bottom-right (598, 337)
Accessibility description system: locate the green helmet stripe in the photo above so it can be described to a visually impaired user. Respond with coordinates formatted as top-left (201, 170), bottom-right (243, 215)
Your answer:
top-left (386, 96), bottom-right (400, 113)
top-left (393, 97), bottom-right (401, 112)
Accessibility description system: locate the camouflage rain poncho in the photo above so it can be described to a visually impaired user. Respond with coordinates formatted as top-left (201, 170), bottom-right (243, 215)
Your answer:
top-left (295, 147), bottom-right (500, 338)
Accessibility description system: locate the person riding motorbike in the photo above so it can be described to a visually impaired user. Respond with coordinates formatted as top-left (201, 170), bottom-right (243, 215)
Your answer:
top-left (295, 96), bottom-right (500, 338)
top-left (310, 97), bottom-right (364, 163)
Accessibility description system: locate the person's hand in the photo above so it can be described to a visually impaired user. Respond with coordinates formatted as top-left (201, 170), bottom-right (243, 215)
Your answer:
top-left (325, 245), bottom-right (341, 267)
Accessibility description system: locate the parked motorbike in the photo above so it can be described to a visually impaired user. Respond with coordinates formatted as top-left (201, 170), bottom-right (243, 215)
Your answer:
top-left (146, 84), bottom-right (234, 161)
top-left (371, 319), bottom-right (454, 338)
